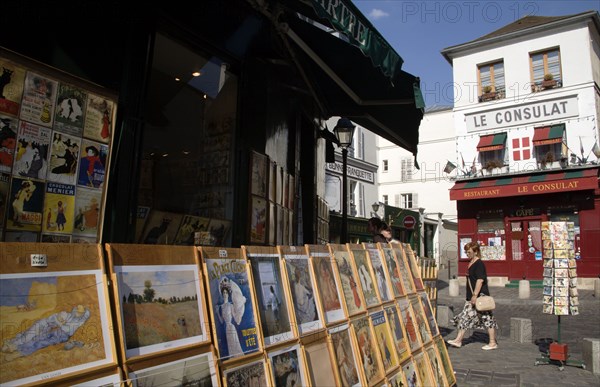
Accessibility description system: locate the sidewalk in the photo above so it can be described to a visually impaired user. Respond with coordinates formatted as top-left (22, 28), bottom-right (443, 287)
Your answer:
top-left (436, 281), bottom-right (600, 386)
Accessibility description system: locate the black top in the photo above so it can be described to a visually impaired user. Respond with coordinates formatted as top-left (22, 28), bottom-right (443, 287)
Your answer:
top-left (466, 259), bottom-right (490, 300)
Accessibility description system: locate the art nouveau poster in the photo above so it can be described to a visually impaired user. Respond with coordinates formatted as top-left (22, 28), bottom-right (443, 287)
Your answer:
top-left (397, 297), bottom-right (421, 352)
top-left (267, 343), bottom-right (308, 387)
top-left (413, 350), bottom-right (436, 387)
top-left (129, 352), bottom-right (219, 387)
top-left (173, 214), bottom-right (210, 245)
top-left (329, 324), bottom-right (361, 387)
top-left (53, 83), bottom-right (87, 136)
top-left (351, 316), bottom-right (384, 385)
top-left (0, 58), bottom-right (26, 117)
top-left (279, 246), bottom-right (323, 335)
top-left (391, 245), bottom-right (416, 295)
top-left (387, 368), bottom-right (409, 387)
top-left (402, 243), bottom-right (425, 291)
top-left (77, 139), bottom-right (108, 189)
top-left (244, 247), bottom-right (294, 346)
top-left (6, 176), bottom-right (44, 232)
top-left (311, 252), bottom-right (345, 324)
top-left (409, 295), bottom-right (432, 345)
top-left (46, 130), bottom-right (81, 185)
top-left (372, 310), bottom-right (400, 374)
top-left (223, 357), bottom-right (269, 387)
top-left (19, 71), bottom-right (58, 127)
top-left (113, 265), bottom-right (209, 358)
top-left (72, 187), bottom-right (102, 238)
top-left (434, 335), bottom-right (456, 387)
top-left (250, 150), bottom-right (267, 197)
top-left (42, 182), bottom-right (76, 235)
top-left (425, 344), bottom-right (447, 387)
top-left (83, 93), bottom-right (114, 143)
top-left (140, 210), bottom-right (183, 245)
top-left (363, 243), bottom-right (394, 303)
top-left (401, 358), bottom-right (420, 387)
top-left (0, 270), bottom-right (115, 385)
top-left (250, 195), bottom-right (267, 244)
top-left (12, 120), bottom-right (51, 179)
top-left (304, 340), bottom-right (336, 386)
top-left (0, 114), bottom-right (18, 173)
top-left (332, 249), bottom-right (366, 317)
top-left (418, 291), bottom-right (439, 337)
top-left (202, 250), bottom-right (261, 360)
top-left (384, 304), bottom-right (410, 363)
top-left (381, 247), bottom-right (405, 297)
top-left (350, 248), bottom-right (380, 308)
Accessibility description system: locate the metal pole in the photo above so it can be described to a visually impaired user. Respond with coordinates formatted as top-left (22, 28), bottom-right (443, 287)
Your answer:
top-left (341, 147), bottom-right (348, 243)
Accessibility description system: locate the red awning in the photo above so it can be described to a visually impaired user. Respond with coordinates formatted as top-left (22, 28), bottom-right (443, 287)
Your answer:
top-left (450, 167), bottom-right (599, 201)
top-left (477, 133), bottom-right (507, 151)
top-left (533, 124), bottom-right (565, 145)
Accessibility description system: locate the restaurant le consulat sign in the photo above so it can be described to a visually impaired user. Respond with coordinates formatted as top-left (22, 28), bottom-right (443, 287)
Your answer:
top-left (465, 95), bottom-right (578, 132)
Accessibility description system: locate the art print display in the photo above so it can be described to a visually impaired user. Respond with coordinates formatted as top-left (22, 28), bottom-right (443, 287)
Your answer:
top-left (83, 93), bottom-right (114, 143)
top-left (6, 176), bottom-right (44, 231)
top-left (413, 350), bottom-right (435, 387)
top-left (19, 71), bottom-right (58, 127)
top-left (268, 344), bottom-right (307, 387)
top-left (206, 218), bottom-right (232, 246)
top-left (129, 352), bottom-right (218, 387)
top-left (72, 187), bottom-right (102, 238)
top-left (113, 265), bottom-right (208, 358)
top-left (223, 358), bottom-right (268, 387)
top-left (53, 83), bottom-right (86, 136)
top-left (246, 249), bottom-right (294, 346)
top-left (0, 59), bottom-right (26, 116)
top-left (426, 344), bottom-right (446, 387)
top-left (391, 246), bottom-right (416, 294)
top-left (304, 341), bottom-right (336, 387)
top-left (140, 210), bottom-right (183, 245)
top-left (352, 316), bottom-right (383, 385)
top-left (250, 195), bottom-right (267, 244)
top-left (0, 114), bottom-right (18, 173)
top-left (385, 305), bottom-right (410, 362)
top-left (401, 358), bottom-right (420, 387)
top-left (72, 372), bottom-right (123, 386)
top-left (387, 369), bottom-right (409, 387)
top-left (0, 270), bottom-right (114, 385)
top-left (173, 214), bottom-right (210, 245)
top-left (434, 336), bottom-right (456, 387)
top-left (12, 120), bottom-right (51, 179)
top-left (41, 233), bottom-right (71, 243)
top-left (279, 247), bottom-right (322, 335)
top-left (382, 247), bottom-right (404, 297)
top-left (333, 250), bottom-right (365, 316)
top-left (312, 253), bottom-right (345, 324)
top-left (329, 324), bottom-right (360, 387)
top-left (402, 243), bottom-right (425, 291)
top-left (364, 244), bottom-right (393, 303)
top-left (350, 248), bottom-right (380, 307)
top-left (418, 291), bottom-right (439, 337)
top-left (77, 139), bottom-right (107, 189)
top-left (397, 297), bottom-right (421, 352)
top-left (42, 182), bottom-right (76, 234)
top-left (204, 256), bottom-right (260, 360)
top-left (410, 296), bottom-right (432, 344)
top-left (370, 310), bottom-right (399, 372)
top-left (250, 150), bottom-right (267, 197)
top-left (46, 131), bottom-right (81, 184)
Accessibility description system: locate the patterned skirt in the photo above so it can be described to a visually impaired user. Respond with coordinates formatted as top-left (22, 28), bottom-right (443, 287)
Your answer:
top-left (451, 301), bottom-right (498, 330)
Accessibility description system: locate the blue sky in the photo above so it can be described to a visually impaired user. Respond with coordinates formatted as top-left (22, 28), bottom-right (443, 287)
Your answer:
top-left (353, 0), bottom-right (600, 106)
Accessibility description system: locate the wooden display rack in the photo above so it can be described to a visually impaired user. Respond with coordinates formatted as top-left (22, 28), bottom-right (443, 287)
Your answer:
top-left (417, 258), bottom-right (438, 316)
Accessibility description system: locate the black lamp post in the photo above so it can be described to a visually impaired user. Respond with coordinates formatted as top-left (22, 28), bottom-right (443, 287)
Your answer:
top-left (333, 117), bottom-right (356, 243)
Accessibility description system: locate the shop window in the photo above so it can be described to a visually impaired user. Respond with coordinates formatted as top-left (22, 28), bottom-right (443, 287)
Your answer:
top-left (137, 33), bottom-right (238, 245)
top-left (532, 125), bottom-right (566, 168)
top-left (477, 218), bottom-right (506, 260)
top-left (530, 48), bottom-right (562, 91)
top-left (478, 60), bottom-right (505, 102)
top-left (477, 133), bottom-right (507, 171)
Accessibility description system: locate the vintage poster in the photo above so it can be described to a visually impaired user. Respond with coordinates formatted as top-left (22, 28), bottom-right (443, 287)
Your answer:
top-left (419, 291), bottom-right (439, 337)
top-left (426, 344), bottom-right (446, 387)
top-left (413, 350), bottom-right (435, 387)
top-left (72, 187), bottom-right (102, 238)
top-left (42, 182), bottom-right (75, 234)
top-left (53, 83), bottom-right (87, 136)
top-left (387, 369), bottom-right (409, 387)
top-left (140, 210), bottom-right (183, 245)
top-left (0, 114), bottom-right (18, 173)
top-left (330, 324), bottom-right (360, 387)
top-left (0, 58), bottom-right (26, 116)
top-left (207, 218), bottom-right (231, 246)
top-left (370, 310), bottom-right (399, 373)
top-left (83, 93), bottom-right (114, 143)
top-left (401, 358), bottom-right (420, 387)
top-left (364, 245), bottom-right (393, 303)
top-left (205, 258), bottom-right (260, 360)
top-left (19, 71), bottom-right (58, 127)
top-left (250, 195), bottom-right (267, 244)
top-left (392, 246), bottom-right (416, 295)
top-left (350, 249), bottom-right (380, 308)
top-left (173, 214), bottom-right (210, 245)
top-left (223, 358), bottom-right (268, 387)
top-left (385, 305), bottom-right (410, 363)
top-left (312, 254), bottom-right (345, 324)
top-left (435, 336), bottom-right (456, 387)
top-left (247, 252), bottom-right (294, 346)
top-left (12, 120), bottom-right (51, 179)
top-left (352, 316), bottom-right (383, 385)
top-left (382, 247), bottom-right (405, 297)
top-left (77, 139), bottom-right (107, 189)
top-left (0, 271), bottom-right (114, 385)
top-left (46, 131), bottom-right (81, 185)
top-left (268, 344), bottom-right (307, 387)
top-left (304, 341), bottom-right (336, 386)
top-left (250, 150), bottom-right (267, 197)
top-left (0, 172), bottom-right (9, 230)
top-left (403, 243), bottom-right (425, 291)
top-left (129, 352), bottom-right (218, 387)
top-left (397, 297), bottom-right (421, 352)
top-left (281, 251), bottom-right (322, 335)
top-left (333, 250), bottom-right (365, 316)
top-left (114, 265), bottom-right (208, 358)
top-left (410, 296), bottom-right (432, 345)
top-left (6, 176), bottom-right (44, 232)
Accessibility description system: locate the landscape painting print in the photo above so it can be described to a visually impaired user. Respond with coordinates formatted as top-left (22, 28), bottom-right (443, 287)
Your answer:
top-left (205, 258), bottom-right (259, 360)
top-left (114, 265), bottom-right (207, 358)
top-left (0, 271), bottom-right (114, 385)
top-left (130, 352), bottom-right (218, 387)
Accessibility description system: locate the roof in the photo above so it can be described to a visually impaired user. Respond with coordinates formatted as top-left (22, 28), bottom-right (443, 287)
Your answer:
top-left (441, 10), bottom-right (600, 63)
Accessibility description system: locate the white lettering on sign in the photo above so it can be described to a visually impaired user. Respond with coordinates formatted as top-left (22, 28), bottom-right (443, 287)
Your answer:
top-left (31, 254), bottom-right (48, 267)
top-left (465, 95), bottom-right (578, 132)
top-left (326, 162), bottom-right (375, 184)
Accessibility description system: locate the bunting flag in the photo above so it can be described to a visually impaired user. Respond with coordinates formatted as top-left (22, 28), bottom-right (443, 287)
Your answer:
top-left (443, 161), bottom-right (457, 174)
top-left (592, 142), bottom-right (600, 158)
top-left (460, 152), bottom-right (465, 169)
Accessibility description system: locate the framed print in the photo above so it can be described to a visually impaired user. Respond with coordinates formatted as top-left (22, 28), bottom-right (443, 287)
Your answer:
top-left (381, 247), bottom-right (405, 297)
top-left (139, 210), bottom-right (183, 245)
top-left (200, 247), bottom-right (261, 361)
top-left (53, 83), bottom-right (87, 136)
top-left (244, 246), bottom-right (295, 346)
top-left (351, 315), bottom-right (384, 385)
top-left (250, 150), bottom-right (268, 197)
top-left (223, 357), bottom-right (269, 387)
top-left (206, 218), bottom-right (232, 247)
top-left (267, 343), bottom-right (308, 387)
top-left (250, 195), bottom-right (267, 244)
top-left (0, 243), bottom-right (115, 386)
top-left (83, 93), bottom-right (115, 143)
top-left (331, 248), bottom-right (366, 317)
top-left (0, 58), bottom-right (26, 117)
top-left (42, 182), bottom-right (76, 235)
top-left (400, 358), bottom-right (420, 387)
top-left (370, 309), bottom-right (399, 373)
top-left (397, 297), bottom-right (421, 352)
top-left (20, 71), bottom-right (58, 127)
top-left (129, 352), bottom-right (218, 387)
top-left (278, 245), bottom-right (323, 335)
top-left (304, 340), bottom-right (336, 386)
top-left (276, 165), bottom-right (283, 206)
top-left (0, 115), bottom-right (18, 174)
top-left (350, 248), bottom-right (380, 308)
top-left (425, 344), bottom-right (447, 387)
top-left (413, 350), bottom-right (436, 387)
top-left (363, 243), bottom-right (394, 303)
top-left (47, 131), bottom-right (82, 183)
top-left (77, 139), bottom-right (108, 189)
top-left (385, 304), bottom-right (411, 362)
top-left (310, 249), bottom-right (345, 325)
top-left (387, 369), bottom-right (408, 387)
top-left (409, 295), bottom-right (432, 345)
top-left (402, 243), bottom-right (425, 291)
top-left (173, 215), bottom-right (210, 245)
top-left (329, 323), bottom-right (361, 387)
top-left (276, 205), bottom-right (284, 245)
top-left (72, 371), bottom-right (122, 386)
top-left (434, 336), bottom-right (456, 387)
top-left (418, 291), bottom-right (439, 337)
top-left (391, 245), bottom-right (416, 295)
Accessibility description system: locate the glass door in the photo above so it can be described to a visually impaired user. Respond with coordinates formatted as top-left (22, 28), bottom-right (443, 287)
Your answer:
top-left (508, 218), bottom-right (543, 279)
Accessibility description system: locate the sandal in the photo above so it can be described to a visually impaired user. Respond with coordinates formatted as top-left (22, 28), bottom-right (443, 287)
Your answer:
top-left (446, 339), bottom-right (462, 348)
top-left (482, 344), bottom-right (498, 350)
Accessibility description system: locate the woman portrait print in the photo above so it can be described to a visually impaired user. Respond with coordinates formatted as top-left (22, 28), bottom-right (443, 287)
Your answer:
top-left (217, 277), bottom-right (245, 358)
top-left (291, 266), bottom-right (316, 324)
top-left (316, 258), bottom-right (340, 311)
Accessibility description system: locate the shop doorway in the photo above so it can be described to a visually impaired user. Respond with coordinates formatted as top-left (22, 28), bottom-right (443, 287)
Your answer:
top-left (507, 218), bottom-right (544, 280)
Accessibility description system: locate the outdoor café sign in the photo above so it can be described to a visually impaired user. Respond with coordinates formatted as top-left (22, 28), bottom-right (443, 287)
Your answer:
top-left (326, 161), bottom-right (375, 184)
top-left (465, 95), bottom-right (578, 132)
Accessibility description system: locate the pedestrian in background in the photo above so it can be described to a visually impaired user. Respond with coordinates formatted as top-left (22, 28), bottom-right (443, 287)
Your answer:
top-left (368, 217), bottom-right (387, 243)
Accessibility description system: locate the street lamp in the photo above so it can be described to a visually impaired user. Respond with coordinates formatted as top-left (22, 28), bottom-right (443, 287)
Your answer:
top-left (333, 117), bottom-right (356, 243)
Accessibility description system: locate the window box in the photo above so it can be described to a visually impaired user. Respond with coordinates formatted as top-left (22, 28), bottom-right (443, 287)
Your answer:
top-left (481, 92), bottom-right (496, 102)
